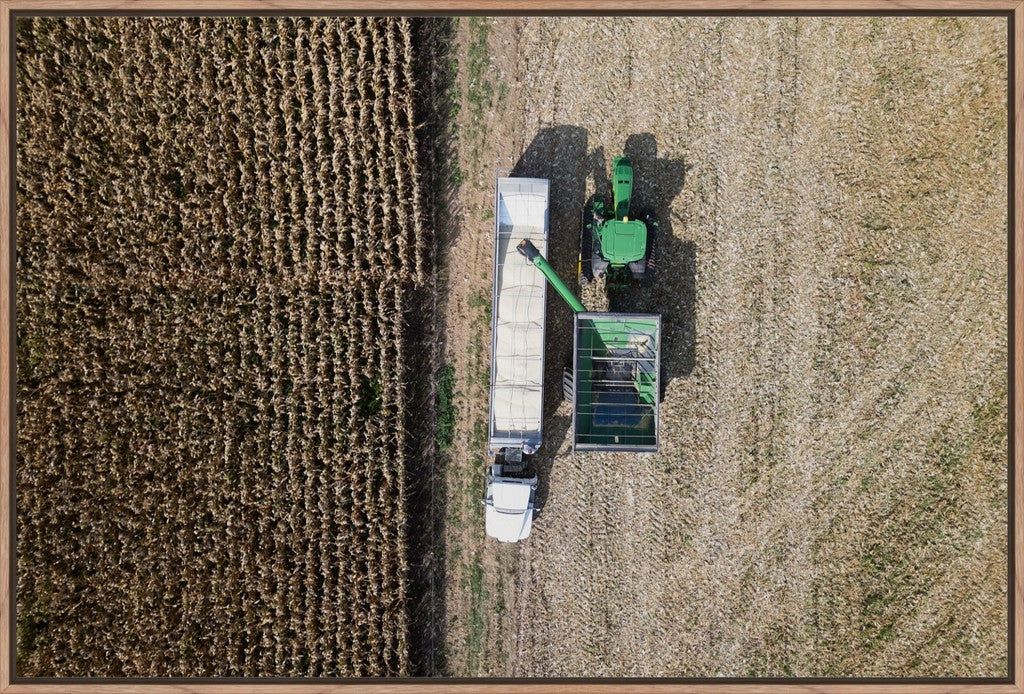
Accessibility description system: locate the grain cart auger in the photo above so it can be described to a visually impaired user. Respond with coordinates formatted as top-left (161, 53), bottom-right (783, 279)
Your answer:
top-left (580, 156), bottom-right (658, 287)
top-left (517, 239), bottom-right (661, 453)
top-left (482, 177), bottom-right (550, 543)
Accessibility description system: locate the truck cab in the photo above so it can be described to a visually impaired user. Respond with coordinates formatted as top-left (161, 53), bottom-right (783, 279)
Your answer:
top-left (483, 449), bottom-right (537, 543)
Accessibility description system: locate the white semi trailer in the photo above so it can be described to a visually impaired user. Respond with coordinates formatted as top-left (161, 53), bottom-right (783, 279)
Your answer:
top-left (482, 177), bottom-right (549, 543)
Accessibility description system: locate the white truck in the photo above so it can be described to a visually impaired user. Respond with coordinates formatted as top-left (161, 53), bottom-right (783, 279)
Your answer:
top-left (483, 177), bottom-right (549, 543)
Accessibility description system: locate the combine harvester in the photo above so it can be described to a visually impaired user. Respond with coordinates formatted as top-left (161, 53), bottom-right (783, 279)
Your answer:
top-left (483, 161), bottom-right (661, 543)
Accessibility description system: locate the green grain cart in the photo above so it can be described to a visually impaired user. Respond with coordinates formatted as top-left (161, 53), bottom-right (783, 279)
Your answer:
top-left (517, 239), bottom-right (660, 452)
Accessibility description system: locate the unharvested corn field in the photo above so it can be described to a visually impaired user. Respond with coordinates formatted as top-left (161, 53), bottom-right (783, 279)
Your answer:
top-left (16, 16), bottom-right (429, 676)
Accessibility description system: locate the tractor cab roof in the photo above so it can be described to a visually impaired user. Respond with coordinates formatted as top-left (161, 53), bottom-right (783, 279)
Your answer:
top-left (599, 218), bottom-right (647, 265)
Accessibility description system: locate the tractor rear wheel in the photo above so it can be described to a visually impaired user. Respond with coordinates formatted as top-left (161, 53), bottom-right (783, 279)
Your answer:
top-left (579, 206), bottom-right (594, 286)
top-left (641, 213), bottom-right (657, 287)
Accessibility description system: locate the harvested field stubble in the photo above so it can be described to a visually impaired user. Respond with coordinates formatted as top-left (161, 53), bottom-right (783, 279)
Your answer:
top-left (441, 16), bottom-right (1008, 677)
top-left (16, 16), bottom-right (429, 677)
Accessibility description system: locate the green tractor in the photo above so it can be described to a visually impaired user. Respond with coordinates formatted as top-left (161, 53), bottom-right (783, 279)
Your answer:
top-left (517, 238), bottom-right (661, 452)
top-left (580, 156), bottom-right (658, 287)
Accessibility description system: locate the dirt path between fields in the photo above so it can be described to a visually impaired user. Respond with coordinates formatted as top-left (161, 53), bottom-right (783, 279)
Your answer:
top-left (435, 17), bottom-right (532, 676)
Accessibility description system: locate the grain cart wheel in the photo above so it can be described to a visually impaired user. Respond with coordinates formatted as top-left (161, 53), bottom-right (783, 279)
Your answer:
top-left (562, 366), bottom-right (574, 403)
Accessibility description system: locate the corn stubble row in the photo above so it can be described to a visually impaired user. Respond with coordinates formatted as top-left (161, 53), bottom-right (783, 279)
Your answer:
top-left (16, 17), bottom-right (428, 676)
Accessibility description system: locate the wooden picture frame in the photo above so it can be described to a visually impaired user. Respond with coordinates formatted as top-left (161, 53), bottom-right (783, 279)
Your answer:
top-left (0, 1), bottom-right (1020, 691)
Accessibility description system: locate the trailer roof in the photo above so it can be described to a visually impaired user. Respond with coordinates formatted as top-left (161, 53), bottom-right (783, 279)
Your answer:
top-left (488, 177), bottom-right (549, 451)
